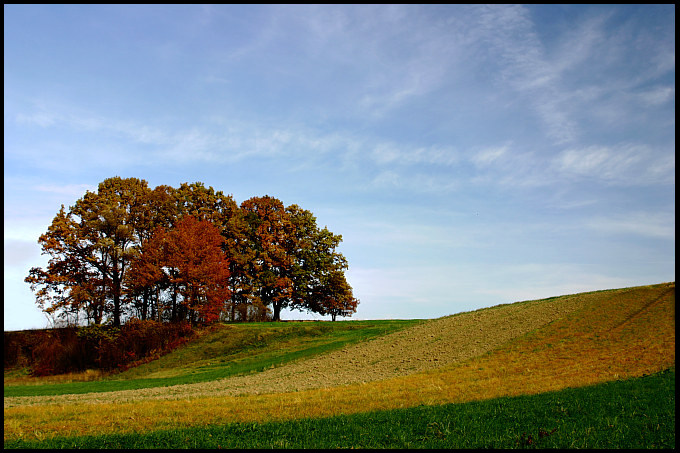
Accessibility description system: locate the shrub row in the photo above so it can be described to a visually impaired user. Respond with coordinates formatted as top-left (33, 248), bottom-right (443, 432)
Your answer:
top-left (4, 319), bottom-right (194, 376)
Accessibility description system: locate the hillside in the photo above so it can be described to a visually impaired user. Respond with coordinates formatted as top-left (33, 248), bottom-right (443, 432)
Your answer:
top-left (6, 286), bottom-right (588, 405)
top-left (4, 282), bottom-right (675, 442)
top-left (3, 319), bottom-right (421, 396)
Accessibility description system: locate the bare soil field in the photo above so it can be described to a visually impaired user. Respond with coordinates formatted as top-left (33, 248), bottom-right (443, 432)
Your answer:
top-left (5, 293), bottom-right (587, 407)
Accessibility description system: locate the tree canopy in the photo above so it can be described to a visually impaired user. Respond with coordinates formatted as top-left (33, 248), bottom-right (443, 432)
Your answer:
top-left (26, 177), bottom-right (358, 327)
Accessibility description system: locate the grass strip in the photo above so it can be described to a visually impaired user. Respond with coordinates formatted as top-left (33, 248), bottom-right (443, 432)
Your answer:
top-left (4, 368), bottom-right (674, 449)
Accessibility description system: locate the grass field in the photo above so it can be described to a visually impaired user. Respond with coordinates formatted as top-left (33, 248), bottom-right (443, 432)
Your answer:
top-left (4, 282), bottom-right (675, 448)
top-left (4, 368), bottom-right (675, 449)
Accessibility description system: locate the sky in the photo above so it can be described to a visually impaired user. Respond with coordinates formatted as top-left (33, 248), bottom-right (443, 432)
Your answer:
top-left (4, 4), bottom-right (675, 331)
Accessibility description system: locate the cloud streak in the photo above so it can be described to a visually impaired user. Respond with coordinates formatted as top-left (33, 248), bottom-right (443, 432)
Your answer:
top-left (586, 212), bottom-right (675, 240)
top-left (468, 4), bottom-right (579, 145)
top-left (12, 99), bottom-right (674, 196)
top-left (555, 143), bottom-right (675, 185)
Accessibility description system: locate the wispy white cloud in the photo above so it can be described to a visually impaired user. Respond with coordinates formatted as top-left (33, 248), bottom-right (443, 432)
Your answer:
top-left (474, 262), bottom-right (635, 305)
top-left (370, 143), bottom-right (459, 167)
top-left (15, 111), bottom-right (58, 128)
top-left (469, 4), bottom-right (579, 145)
top-left (473, 5), bottom-right (555, 90)
top-left (462, 5), bottom-right (674, 149)
top-left (12, 105), bottom-right (285, 167)
top-left (34, 183), bottom-right (96, 197)
top-left (470, 145), bottom-right (509, 167)
top-left (4, 239), bottom-right (42, 268)
top-left (549, 11), bottom-right (613, 76)
top-left (586, 212), bottom-right (675, 240)
top-left (635, 86), bottom-right (675, 107)
top-left (13, 96), bottom-right (674, 200)
top-left (544, 7), bottom-right (674, 138)
top-left (270, 5), bottom-right (463, 119)
top-left (16, 107), bottom-right (172, 147)
top-left (554, 143), bottom-right (675, 185)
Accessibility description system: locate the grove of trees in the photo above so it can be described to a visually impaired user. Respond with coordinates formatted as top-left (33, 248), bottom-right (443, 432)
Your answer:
top-left (25, 177), bottom-right (359, 327)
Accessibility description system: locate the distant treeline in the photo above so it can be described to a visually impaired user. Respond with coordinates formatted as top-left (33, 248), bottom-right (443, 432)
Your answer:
top-left (26, 177), bottom-right (358, 328)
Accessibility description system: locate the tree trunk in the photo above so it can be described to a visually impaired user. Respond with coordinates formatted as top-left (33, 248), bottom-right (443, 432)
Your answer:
top-left (171, 286), bottom-right (178, 321)
top-left (141, 288), bottom-right (149, 320)
top-left (112, 293), bottom-right (121, 327)
top-left (112, 273), bottom-right (121, 327)
top-left (272, 301), bottom-right (281, 321)
top-left (111, 258), bottom-right (122, 327)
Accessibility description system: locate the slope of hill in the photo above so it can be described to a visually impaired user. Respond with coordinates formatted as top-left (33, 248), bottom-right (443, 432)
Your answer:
top-left (4, 282), bottom-right (675, 442)
top-left (2, 287), bottom-right (586, 406)
top-left (4, 319), bottom-right (421, 397)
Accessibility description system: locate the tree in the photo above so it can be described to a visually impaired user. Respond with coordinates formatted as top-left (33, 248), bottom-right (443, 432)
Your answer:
top-left (174, 182), bottom-right (239, 231)
top-left (70, 177), bottom-right (150, 326)
top-left (173, 182), bottom-right (255, 321)
top-left (128, 216), bottom-right (231, 325)
top-left (125, 224), bottom-right (169, 322)
top-left (125, 184), bottom-right (178, 320)
top-left (286, 204), bottom-right (358, 320)
top-left (26, 177), bottom-right (151, 327)
top-left (25, 206), bottom-right (108, 326)
top-left (222, 207), bottom-right (259, 321)
top-left (27, 178), bottom-right (358, 326)
top-left (314, 269), bottom-right (359, 321)
top-left (163, 216), bottom-right (232, 324)
top-left (240, 196), bottom-right (294, 321)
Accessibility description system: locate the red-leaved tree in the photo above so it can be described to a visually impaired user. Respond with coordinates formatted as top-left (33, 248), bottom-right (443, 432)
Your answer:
top-left (128, 216), bottom-right (231, 324)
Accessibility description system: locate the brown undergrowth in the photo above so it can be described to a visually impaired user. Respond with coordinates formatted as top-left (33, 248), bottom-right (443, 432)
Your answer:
top-left (4, 320), bottom-right (195, 377)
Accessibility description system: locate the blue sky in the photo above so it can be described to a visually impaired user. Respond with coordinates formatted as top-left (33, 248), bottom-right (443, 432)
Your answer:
top-left (4, 4), bottom-right (675, 331)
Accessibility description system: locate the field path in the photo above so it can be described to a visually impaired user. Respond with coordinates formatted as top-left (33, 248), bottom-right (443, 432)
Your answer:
top-left (5, 294), bottom-right (586, 407)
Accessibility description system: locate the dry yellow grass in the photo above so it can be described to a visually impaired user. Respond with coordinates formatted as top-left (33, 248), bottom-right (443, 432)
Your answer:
top-left (4, 282), bottom-right (674, 442)
top-left (4, 369), bottom-right (106, 387)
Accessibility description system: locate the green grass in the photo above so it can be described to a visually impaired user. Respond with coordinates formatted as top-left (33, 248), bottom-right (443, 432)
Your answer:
top-left (5, 367), bottom-right (674, 449)
top-left (4, 319), bottom-right (421, 398)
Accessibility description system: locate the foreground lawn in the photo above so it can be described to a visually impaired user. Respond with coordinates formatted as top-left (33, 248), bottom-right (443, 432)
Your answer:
top-left (5, 368), bottom-right (674, 449)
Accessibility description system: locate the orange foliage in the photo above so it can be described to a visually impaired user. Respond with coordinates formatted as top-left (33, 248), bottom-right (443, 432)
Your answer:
top-left (26, 178), bottom-right (358, 326)
top-left (129, 216), bottom-right (231, 325)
